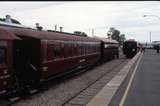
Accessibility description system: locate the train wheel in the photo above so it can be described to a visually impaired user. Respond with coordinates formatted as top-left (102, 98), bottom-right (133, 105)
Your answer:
top-left (15, 70), bottom-right (40, 96)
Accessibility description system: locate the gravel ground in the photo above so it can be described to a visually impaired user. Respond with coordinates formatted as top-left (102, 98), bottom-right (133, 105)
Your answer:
top-left (12, 54), bottom-right (128, 106)
top-left (64, 58), bottom-right (129, 106)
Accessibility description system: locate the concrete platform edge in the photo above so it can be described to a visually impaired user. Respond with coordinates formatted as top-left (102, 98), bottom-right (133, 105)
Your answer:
top-left (86, 52), bottom-right (142, 106)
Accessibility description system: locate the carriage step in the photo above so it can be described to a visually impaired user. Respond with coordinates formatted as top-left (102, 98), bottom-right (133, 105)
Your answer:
top-left (9, 96), bottom-right (20, 102)
top-left (29, 89), bottom-right (38, 94)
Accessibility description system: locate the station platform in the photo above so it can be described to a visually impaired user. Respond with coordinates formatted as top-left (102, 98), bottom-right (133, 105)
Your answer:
top-left (87, 49), bottom-right (160, 106)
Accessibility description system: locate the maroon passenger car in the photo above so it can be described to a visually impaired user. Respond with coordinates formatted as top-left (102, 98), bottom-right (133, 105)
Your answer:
top-left (0, 23), bottom-right (101, 95)
top-left (0, 28), bottom-right (20, 95)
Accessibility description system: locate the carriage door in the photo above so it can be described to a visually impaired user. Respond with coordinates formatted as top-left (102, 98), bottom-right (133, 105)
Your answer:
top-left (13, 36), bottom-right (40, 88)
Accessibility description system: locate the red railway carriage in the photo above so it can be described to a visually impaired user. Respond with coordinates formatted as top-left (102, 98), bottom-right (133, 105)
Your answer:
top-left (41, 39), bottom-right (101, 80)
top-left (95, 37), bottom-right (119, 61)
top-left (40, 34), bottom-right (101, 80)
top-left (0, 24), bottom-right (101, 93)
top-left (0, 29), bottom-right (20, 95)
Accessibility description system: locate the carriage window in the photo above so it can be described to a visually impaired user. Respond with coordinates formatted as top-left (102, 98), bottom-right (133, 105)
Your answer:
top-left (74, 44), bottom-right (78, 56)
top-left (0, 48), bottom-right (6, 65)
top-left (54, 46), bottom-right (61, 58)
top-left (61, 44), bottom-right (64, 58)
top-left (47, 44), bottom-right (54, 61)
top-left (54, 43), bottom-right (65, 59)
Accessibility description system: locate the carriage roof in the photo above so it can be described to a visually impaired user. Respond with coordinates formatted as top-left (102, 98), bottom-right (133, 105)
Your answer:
top-left (0, 26), bottom-right (20, 40)
top-left (0, 22), bottom-right (100, 42)
top-left (93, 36), bottom-right (119, 44)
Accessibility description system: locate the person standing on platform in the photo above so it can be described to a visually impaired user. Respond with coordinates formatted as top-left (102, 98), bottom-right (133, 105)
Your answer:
top-left (142, 46), bottom-right (145, 52)
top-left (156, 45), bottom-right (160, 53)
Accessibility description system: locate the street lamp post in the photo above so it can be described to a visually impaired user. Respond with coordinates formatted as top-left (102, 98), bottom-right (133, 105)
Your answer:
top-left (143, 15), bottom-right (160, 43)
top-left (150, 31), bottom-right (151, 43)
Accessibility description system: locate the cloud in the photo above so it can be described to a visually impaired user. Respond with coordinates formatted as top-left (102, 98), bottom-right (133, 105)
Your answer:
top-left (0, 1), bottom-right (160, 42)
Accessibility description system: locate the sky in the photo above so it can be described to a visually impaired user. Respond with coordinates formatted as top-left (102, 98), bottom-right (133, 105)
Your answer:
top-left (0, 1), bottom-right (160, 43)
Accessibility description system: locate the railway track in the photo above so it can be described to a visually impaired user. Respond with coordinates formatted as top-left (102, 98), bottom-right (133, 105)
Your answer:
top-left (62, 58), bottom-right (129, 106)
top-left (1, 55), bottom-right (129, 106)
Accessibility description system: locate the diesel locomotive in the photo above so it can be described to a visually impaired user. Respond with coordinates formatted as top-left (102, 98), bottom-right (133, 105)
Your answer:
top-left (123, 39), bottom-right (140, 58)
top-left (0, 22), bottom-right (119, 98)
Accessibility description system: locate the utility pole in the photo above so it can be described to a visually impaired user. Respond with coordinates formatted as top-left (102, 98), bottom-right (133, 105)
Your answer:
top-left (60, 26), bottom-right (63, 32)
top-left (55, 25), bottom-right (57, 31)
top-left (92, 29), bottom-right (94, 37)
top-left (150, 31), bottom-right (151, 43)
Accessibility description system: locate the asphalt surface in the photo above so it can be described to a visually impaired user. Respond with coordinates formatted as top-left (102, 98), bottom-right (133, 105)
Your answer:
top-left (110, 49), bottom-right (160, 106)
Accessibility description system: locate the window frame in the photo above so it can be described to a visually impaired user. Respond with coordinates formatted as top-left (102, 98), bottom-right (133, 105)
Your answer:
top-left (0, 46), bottom-right (7, 66)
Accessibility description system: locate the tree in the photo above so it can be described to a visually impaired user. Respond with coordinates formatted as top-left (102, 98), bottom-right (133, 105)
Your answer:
top-left (74, 31), bottom-right (88, 37)
top-left (0, 18), bottom-right (5, 22)
top-left (107, 27), bottom-right (120, 42)
top-left (119, 34), bottom-right (126, 45)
